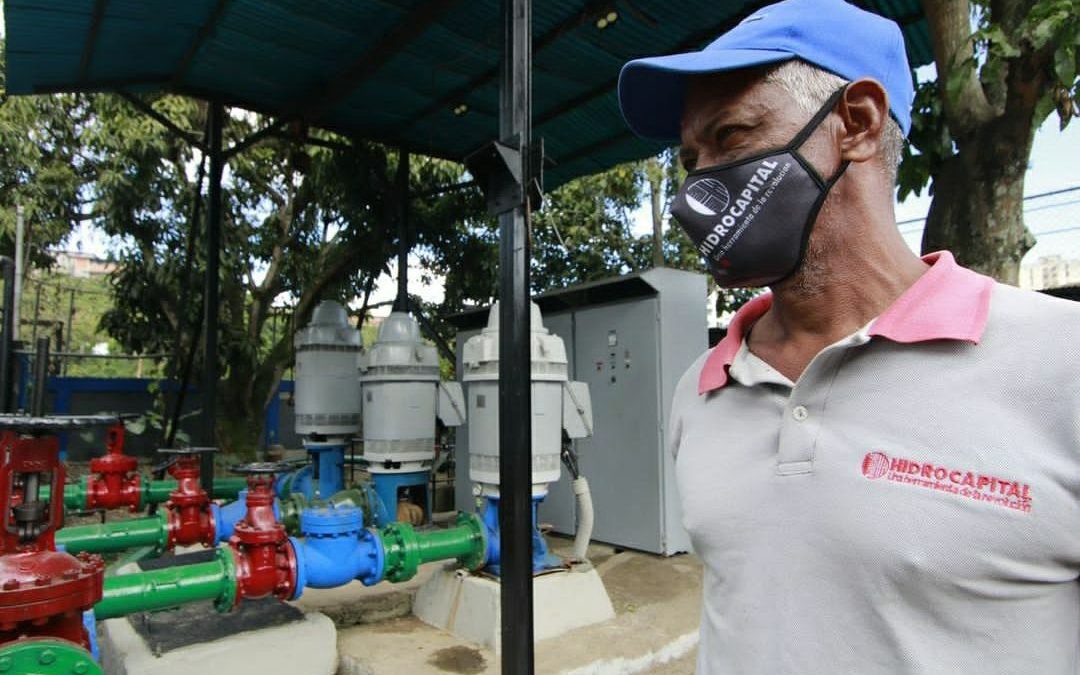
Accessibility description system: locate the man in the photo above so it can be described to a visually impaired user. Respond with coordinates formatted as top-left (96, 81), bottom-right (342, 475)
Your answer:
top-left (618, 1), bottom-right (1080, 673)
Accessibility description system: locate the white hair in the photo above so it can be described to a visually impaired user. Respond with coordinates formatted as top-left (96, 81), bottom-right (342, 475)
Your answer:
top-left (764, 60), bottom-right (905, 182)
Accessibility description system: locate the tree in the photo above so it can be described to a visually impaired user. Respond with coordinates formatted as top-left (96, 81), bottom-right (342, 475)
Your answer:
top-left (81, 94), bottom-right (474, 454)
top-left (904, 1), bottom-right (1078, 282)
top-left (0, 45), bottom-right (92, 274)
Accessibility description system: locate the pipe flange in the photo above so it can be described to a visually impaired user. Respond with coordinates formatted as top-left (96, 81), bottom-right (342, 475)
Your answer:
top-left (0, 638), bottom-right (102, 675)
top-left (379, 522), bottom-right (421, 584)
top-left (454, 512), bottom-right (488, 572)
top-left (212, 546), bottom-right (240, 613)
top-left (357, 529), bottom-right (386, 587)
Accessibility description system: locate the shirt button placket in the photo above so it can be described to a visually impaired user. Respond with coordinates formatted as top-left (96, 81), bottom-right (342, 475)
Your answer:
top-left (775, 353), bottom-right (841, 475)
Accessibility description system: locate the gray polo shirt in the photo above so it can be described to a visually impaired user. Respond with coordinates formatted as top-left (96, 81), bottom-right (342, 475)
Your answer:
top-left (669, 252), bottom-right (1080, 674)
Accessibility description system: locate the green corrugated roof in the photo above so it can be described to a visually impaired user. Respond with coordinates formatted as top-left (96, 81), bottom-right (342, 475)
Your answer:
top-left (4, 0), bottom-right (931, 187)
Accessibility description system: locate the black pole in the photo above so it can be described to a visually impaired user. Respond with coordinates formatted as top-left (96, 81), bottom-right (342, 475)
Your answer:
top-left (0, 257), bottom-right (15, 413)
top-left (31, 336), bottom-right (48, 417)
top-left (164, 122), bottom-right (209, 451)
top-left (63, 290), bottom-right (75, 376)
top-left (498, 0), bottom-right (534, 672)
top-left (30, 284), bottom-right (41, 347)
top-left (394, 150), bottom-right (410, 313)
top-left (201, 101), bottom-right (224, 492)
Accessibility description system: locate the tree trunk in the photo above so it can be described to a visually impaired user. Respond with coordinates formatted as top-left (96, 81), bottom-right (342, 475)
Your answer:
top-left (920, 130), bottom-right (1035, 283)
top-left (919, 0), bottom-right (1053, 285)
top-left (218, 361), bottom-right (271, 459)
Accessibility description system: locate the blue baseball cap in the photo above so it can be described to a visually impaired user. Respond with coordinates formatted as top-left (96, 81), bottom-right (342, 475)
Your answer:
top-left (618, 0), bottom-right (915, 142)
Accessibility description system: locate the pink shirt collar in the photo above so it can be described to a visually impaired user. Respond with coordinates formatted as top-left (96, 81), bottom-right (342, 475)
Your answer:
top-left (698, 251), bottom-right (995, 394)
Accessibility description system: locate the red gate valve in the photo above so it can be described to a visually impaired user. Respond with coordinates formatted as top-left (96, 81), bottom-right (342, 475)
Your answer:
top-left (0, 415), bottom-right (112, 650)
top-left (85, 420), bottom-right (142, 512)
top-left (159, 447), bottom-right (219, 549)
top-left (227, 462), bottom-right (297, 605)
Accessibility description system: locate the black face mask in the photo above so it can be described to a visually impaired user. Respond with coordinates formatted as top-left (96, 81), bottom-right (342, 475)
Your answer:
top-left (670, 87), bottom-right (850, 288)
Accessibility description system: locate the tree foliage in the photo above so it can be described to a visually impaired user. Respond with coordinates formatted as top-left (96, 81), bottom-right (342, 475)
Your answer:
top-left (903, 0), bottom-right (1078, 282)
top-left (0, 48), bottom-right (90, 270)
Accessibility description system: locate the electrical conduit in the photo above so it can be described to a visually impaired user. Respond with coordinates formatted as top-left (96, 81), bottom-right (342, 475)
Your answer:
top-left (571, 476), bottom-right (594, 561)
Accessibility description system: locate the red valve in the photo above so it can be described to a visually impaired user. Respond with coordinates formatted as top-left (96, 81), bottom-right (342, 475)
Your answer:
top-left (84, 422), bottom-right (141, 512)
top-left (228, 466), bottom-right (297, 605)
top-left (163, 452), bottom-right (217, 549)
top-left (0, 418), bottom-right (109, 651)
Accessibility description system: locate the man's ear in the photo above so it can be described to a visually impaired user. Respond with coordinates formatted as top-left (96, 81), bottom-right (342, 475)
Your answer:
top-left (837, 78), bottom-right (888, 164)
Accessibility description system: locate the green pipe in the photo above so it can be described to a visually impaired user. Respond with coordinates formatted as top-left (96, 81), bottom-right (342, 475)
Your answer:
top-left (55, 476), bottom-right (246, 511)
top-left (107, 545), bottom-right (160, 575)
top-left (324, 487), bottom-right (378, 527)
top-left (62, 481), bottom-right (86, 510)
top-left (144, 477), bottom-right (247, 505)
top-left (94, 546), bottom-right (238, 620)
top-left (55, 513), bottom-right (169, 555)
top-left (140, 479), bottom-right (174, 507)
top-left (207, 477), bottom-right (247, 500)
top-left (380, 512), bottom-right (487, 583)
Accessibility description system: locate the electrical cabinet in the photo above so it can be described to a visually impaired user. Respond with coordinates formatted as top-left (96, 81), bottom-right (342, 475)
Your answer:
top-left (450, 267), bottom-right (707, 555)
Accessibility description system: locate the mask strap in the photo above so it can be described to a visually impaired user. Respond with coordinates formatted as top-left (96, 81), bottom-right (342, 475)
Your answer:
top-left (787, 85), bottom-right (849, 152)
top-left (789, 85), bottom-right (850, 188)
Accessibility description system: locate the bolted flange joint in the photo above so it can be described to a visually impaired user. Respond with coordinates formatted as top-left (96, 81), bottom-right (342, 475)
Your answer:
top-left (379, 522), bottom-right (422, 584)
top-left (0, 638), bottom-right (102, 675)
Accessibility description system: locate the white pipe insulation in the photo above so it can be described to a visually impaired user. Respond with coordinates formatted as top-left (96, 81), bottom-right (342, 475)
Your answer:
top-left (572, 476), bottom-right (594, 561)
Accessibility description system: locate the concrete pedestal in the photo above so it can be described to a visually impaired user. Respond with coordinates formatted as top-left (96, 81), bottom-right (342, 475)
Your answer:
top-left (100, 609), bottom-right (337, 675)
top-left (413, 562), bottom-right (615, 651)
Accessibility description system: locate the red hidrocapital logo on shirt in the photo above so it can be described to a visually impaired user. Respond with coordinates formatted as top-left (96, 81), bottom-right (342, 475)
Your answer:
top-left (861, 451), bottom-right (1032, 513)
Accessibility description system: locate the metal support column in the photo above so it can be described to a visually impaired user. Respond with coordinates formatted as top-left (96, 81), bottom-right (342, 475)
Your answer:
top-left (31, 336), bottom-right (48, 417)
top-left (394, 150), bottom-right (410, 312)
top-left (498, 0), bottom-right (534, 672)
top-left (0, 257), bottom-right (14, 413)
top-left (201, 102), bottom-right (224, 493)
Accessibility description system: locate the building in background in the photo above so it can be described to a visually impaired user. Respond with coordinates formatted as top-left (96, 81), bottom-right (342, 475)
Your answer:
top-left (52, 251), bottom-right (117, 278)
top-left (1019, 255), bottom-right (1080, 291)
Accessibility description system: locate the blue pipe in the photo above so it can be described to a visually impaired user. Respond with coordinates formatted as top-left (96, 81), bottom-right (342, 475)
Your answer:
top-left (211, 491), bottom-right (281, 542)
top-left (277, 443), bottom-right (347, 501)
top-left (289, 507), bottom-right (384, 599)
top-left (371, 471), bottom-right (430, 523)
top-left (480, 496), bottom-right (555, 575)
top-left (83, 610), bottom-right (100, 661)
top-left (276, 464), bottom-right (312, 499)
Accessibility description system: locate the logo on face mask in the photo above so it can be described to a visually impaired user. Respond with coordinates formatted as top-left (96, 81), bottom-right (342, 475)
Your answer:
top-left (684, 178), bottom-right (730, 217)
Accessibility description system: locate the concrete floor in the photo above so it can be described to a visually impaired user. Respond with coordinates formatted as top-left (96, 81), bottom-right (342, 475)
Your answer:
top-left (296, 536), bottom-right (703, 675)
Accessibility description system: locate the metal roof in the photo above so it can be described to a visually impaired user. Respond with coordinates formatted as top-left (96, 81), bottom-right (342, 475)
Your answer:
top-left (4, 0), bottom-right (931, 187)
